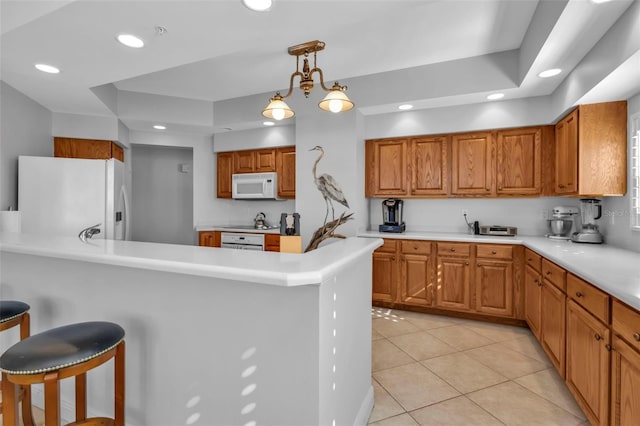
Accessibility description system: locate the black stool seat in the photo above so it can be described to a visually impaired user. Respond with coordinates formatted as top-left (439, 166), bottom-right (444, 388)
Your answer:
top-left (0, 301), bottom-right (30, 323)
top-left (0, 321), bottom-right (124, 375)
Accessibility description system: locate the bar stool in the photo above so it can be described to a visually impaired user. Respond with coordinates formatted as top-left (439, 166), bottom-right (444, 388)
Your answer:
top-left (0, 300), bottom-right (35, 426)
top-left (0, 321), bottom-right (125, 426)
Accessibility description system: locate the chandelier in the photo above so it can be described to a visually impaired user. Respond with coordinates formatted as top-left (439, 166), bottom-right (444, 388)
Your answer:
top-left (262, 40), bottom-right (355, 120)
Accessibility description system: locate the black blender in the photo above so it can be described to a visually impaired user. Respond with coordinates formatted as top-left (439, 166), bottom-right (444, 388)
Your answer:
top-left (379, 198), bottom-right (406, 233)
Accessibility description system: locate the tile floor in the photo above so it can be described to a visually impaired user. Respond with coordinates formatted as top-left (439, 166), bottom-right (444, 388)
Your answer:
top-left (368, 307), bottom-right (590, 426)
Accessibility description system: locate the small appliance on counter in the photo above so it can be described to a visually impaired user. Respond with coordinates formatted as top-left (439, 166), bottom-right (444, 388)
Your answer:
top-left (478, 225), bottom-right (517, 236)
top-left (571, 198), bottom-right (604, 244)
top-left (546, 206), bottom-right (579, 240)
top-left (379, 198), bottom-right (405, 233)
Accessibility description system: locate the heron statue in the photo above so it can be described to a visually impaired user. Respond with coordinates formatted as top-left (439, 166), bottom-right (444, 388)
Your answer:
top-left (310, 145), bottom-right (350, 224)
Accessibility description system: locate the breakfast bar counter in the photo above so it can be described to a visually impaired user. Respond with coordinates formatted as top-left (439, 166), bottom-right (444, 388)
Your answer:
top-left (0, 232), bottom-right (382, 426)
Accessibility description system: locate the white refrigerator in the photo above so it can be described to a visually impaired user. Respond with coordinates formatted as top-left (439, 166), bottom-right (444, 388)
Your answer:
top-left (18, 156), bottom-right (130, 240)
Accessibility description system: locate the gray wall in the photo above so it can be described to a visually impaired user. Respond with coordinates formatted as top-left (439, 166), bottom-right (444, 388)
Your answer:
top-left (131, 144), bottom-right (194, 245)
top-left (0, 81), bottom-right (52, 210)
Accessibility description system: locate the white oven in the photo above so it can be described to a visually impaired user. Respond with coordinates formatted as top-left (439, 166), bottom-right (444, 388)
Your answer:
top-left (220, 232), bottom-right (265, 250)
top-left (232, 172), bottom-right (279, 200)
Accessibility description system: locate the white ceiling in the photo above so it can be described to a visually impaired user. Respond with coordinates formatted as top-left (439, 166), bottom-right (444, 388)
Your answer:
top-left (1, 0), bottom-right (638, 134)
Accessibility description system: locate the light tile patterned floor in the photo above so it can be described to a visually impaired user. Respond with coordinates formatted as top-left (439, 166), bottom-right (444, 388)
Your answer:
top-left (369, 307), bottom-right (590, 426)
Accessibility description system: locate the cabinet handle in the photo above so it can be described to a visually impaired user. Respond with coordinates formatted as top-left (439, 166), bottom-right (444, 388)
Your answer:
top-left (605, 344), bottom-right (612, 352)
top-left (594, 334), bottom-right (602, 341)
top-left (575, 291), bottom-right (583, 298)
top-left (485, 188), bottom-right (490, 191)
top-left (538, 281), bottom-right (543, 287)
top-left (527, 257), bottom-right (532, 261)
top-left (491, 250), bottom-right (497, 254)
top-left (559, 184), bottom-right (566, 189)
top-left (533, 278), bottom-right (539, 283)
top-left (634, 333), bottom-right (640, 342)
top-left (546, 271), bottom-right (551, 275)
top-left (465, 262), bottom-right (469, 266)
top-left (450, 248), bottom-right (456, 252)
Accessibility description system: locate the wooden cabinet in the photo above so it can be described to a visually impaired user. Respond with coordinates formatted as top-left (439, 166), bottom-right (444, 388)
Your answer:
top-left (611, 336), bottom-right (640, 426)
top-left (435, 242), bottom-right (472, 311)
top-left (475, 244), bottom-right (514, 317)
top-left (399, 240), bottom-right (433, 306)
top-left (554, 101), bottom-right (627, 196)
top-left (496, 127), bottom-right (544, 195)
top-left (540, 259), bottom-right (567, 377)
top-left (217, 146), bottom-right (294, 199)
top-left (451, 132), bottom-right (493, 196)
top-left (524, 264), bottom-right (542, 339)
top-left (217, 152), bottom-right (234, 199)
top-left (365, 138), bottom-right (408, 197)
top-left (372, 239), bottom-right (398, 304)
top-left (276, 146), bottom-right (296, 199)
top-left (198, 231), bottom-right (220, 247)
top-left (566, 300), bottom-right (610, 426)
top-left (265, 234), bottom-right (281, 252)
top-left (410, 136), bottom-right (449, 196)
top-left (54, 137), bottom-right (124, 162)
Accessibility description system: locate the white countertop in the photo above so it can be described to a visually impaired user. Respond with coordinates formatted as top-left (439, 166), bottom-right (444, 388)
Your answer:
top-left (195, 225), bottom-right (280, 234)
top-left (0, 232), bottom-right (382, 287)
top-left (358, 231), bottom-right (640, 311)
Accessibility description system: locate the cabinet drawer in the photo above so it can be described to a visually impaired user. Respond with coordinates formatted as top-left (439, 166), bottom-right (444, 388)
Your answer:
top-left (612, 300), bottom-right (640, 352)
top-left (567, 274), bottom-right (610, 324)
top-left (376, 239), bottom-right (398, 254)
top-left (401, 240), bottom-right (431, 255)
top-left (476, 244), bottom-right (513, 260)
top-left (542, 259), bottom-right (566, 292)
top-left (525, 248), bottom-right (541, 272)
top-left (437, 242), bottom-right (470, 256)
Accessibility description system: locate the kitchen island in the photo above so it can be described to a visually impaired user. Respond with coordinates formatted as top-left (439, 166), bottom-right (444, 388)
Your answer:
top-left (0, 232), bottom-right (382, 426)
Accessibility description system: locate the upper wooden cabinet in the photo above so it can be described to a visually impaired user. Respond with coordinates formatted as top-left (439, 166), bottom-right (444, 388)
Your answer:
top-left (451, 132), bottom-right (494, 196)
top-left (217, 146), bottom-right (295, 199)
top-left (554, 100), bottom-right (627, 196)
top-left (276, 146), bottom-right (296, 199)
top-left (410, 136), bottom-right (449, 196)
top-left (54, 137), bottom-right (124, 162)
top-left (496, 127), bottom-right (546, 196)
top-left (365, 138), bottom-right (409, 197)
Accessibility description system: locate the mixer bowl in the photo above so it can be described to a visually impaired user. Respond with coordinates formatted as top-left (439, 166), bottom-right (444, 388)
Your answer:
top-left (548, 219), bottom-right (573, 236)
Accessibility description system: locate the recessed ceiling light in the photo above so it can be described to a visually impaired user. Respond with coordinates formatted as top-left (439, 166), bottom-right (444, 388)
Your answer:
top-left (487, 93), bottom-right (504, 100)
top-left (153, 125), bottom-right (166, 130)
top-left (263, 121), bottom-right (275, 126)
top-left (398, 104), bottom-right (413, 110)
top-left (116, 34), bottom-right (144, 48)
top-left (591, 0), bottom-right (612, 3)
top-left (242, 0), bottom-right (272, 11)
top-left (35, 63), bottom-right (60, 74)
top-left (538, 68), bottom-right (562, 78)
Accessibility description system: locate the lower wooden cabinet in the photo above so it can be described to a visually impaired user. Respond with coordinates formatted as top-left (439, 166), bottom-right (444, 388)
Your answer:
top-left (524, 264), bottom-right (542, 339)
top-left (611, 335), bottom-right (640, 426)
top-left (372, 240), bottom-right (398, 303)
top-left (399, 240), bottom-right (434, 306)
top-left (264, 234), bottom-right (280, 252)
top-left (198, 231), bottom-right (220, 247)
top-left (540, 279), bottom-right (566, 377)
top-left (475, 259), bottom-right (513, 317)
top-left (566, 300), bottom-right (610, 426)
top-left (435, 255), bottom-right (471, 311)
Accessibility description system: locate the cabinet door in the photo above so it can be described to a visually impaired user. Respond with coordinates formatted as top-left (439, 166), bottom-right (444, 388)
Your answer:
top-left (475, 260), bottom-right (513, 317)
top-left (217, 152), bottom-right (233, 198)
top-left (555, 109), bottom-right (578, 194)
top-left (399, 253), bottom-right (433, 306)
top-left (264, 234), bottom-right (280, 252)
top-left (566, 300), bottom-right (610, 426)
top-left (198, 231), bottom-right (220, 247)
top-left (365, 139), bottom-right (408, 197)
top-left (410, 136), bottom-right (449, 196)
top-left (451, 132), bottom-right (493, 195)
top-left (541, 281), bottom-right (567, 377)
top-left (54, 137), bottom-right (114, 160)
top-left (255, 149), bottom-right (276, 172)
top-left (496, 127), bottom-right (541, 195)
top-left (611, 336), bottom-right (640, 426)
top-left (372, 252), bottom-right (397, 304)
top-left (524, 265), bottom-right (542, 339)
top-left (435, 256), bottom-right (471, 310)
top-left (276, 147), bottom-right (296, 198)
top-left (233, 150), bottom-right (255, 173)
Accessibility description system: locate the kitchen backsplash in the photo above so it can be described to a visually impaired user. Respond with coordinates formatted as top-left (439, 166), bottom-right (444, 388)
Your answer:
top-left (200, 199), bottom-right (295, 228)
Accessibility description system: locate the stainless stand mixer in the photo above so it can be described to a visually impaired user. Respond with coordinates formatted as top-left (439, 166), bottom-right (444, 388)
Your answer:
top-left (546, 206), bottom-right (579, 239)
top-left (571, 198), bottom-right (604, 244)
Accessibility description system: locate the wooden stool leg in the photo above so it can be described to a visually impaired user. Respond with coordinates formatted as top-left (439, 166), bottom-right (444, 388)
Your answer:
top-left (43, 372), bottom-right (61, 426)
top-left (114, 341), bottom-right (125, 426)
top-left (75, 372), bottom-right (87, 421)
top-left (19, 313), bottom-right (35, 426)
top-left (1, 372), bottom-right (19, 426)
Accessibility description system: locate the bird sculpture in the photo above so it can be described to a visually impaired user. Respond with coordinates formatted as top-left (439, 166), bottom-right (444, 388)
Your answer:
top-left (310, 145), bottom-right (350, 224)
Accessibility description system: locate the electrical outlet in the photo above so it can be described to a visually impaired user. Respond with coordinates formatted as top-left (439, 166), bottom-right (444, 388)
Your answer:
top-left (540, 209), bottom-right (549, 220)
top-left (461, 209), bottom-right (470, 218)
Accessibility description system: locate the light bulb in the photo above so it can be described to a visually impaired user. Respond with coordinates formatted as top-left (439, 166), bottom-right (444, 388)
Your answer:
top-left (328, 99), bottom-right (343, 113)
top-left (272, 108), bottom-right (285, 120)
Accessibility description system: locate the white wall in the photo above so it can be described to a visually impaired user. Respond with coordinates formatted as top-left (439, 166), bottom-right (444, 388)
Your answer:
top-left (600, 92), bottom-right (640, 252)
top-left (52, 112), bottom-right (119, 141)
top-left (0, 81), bottom-right (52, 210)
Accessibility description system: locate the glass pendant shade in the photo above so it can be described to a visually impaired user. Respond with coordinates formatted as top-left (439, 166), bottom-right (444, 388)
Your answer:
top-left (262, 96), bottom-right (294, 120)
top-left (318, 88), bottom-right (354, 113)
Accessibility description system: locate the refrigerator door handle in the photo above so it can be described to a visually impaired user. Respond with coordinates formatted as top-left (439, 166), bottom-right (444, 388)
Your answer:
top-left (120, 185), bottom-right (131, 241)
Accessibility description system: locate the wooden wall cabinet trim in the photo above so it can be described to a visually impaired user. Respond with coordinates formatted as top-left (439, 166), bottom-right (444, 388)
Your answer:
top-left (54, 137), bottom-right (124, 162)
top-left (554, 101), bottom-right (627, 196)
top-left (451, 132), bottom-right (494, 196)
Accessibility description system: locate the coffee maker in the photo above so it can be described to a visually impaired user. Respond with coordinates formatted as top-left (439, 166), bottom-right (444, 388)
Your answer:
top-left (571, 198), bottom-right (604, 244)
top-left (379, 198), bottom-right (406, 233)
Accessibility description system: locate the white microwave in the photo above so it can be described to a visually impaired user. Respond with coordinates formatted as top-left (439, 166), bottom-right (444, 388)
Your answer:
top-left (232, 172), bottom-right (280, 200)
